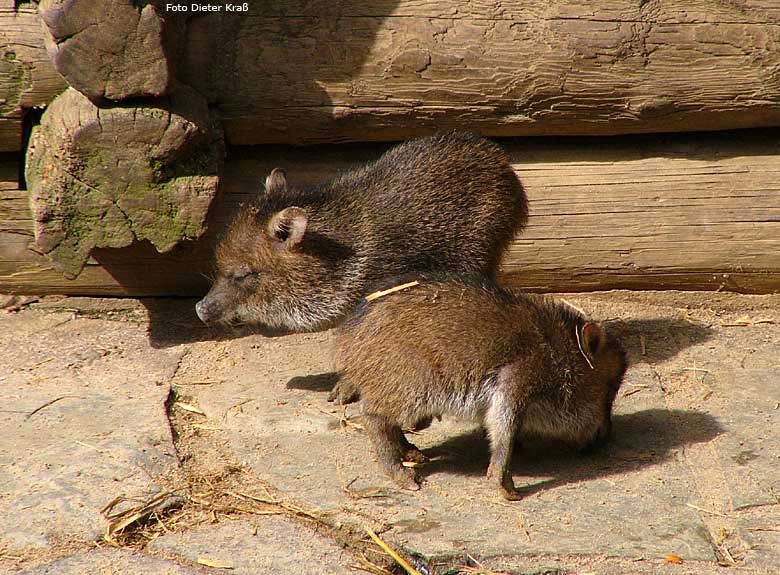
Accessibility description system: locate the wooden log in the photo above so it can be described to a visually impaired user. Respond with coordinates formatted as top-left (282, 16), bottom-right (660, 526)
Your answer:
top-left (24, 86), bottom-right (224, 279)
top-left (2, 130), bottom-right (780, 296)
top-left (4, 2), bottom-right (780, 150)
top-left (0, 154), bottom-right (17, 190)
top-left (0, 200), bottom-right (214, 296)
top-left (177, 0), bottom-right (780, 145)
top-left (38, 0), bottom-right (170, 102)
top-left (0, 5), bottom-right (68, 151)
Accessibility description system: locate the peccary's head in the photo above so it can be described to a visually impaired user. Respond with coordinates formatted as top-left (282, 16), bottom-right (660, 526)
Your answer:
top-left (195, 169), bottom-right (359, 332)
top-left (521, 314), bottom-right (627, 451)
top-left (568, 321), bottom-right (627, 450)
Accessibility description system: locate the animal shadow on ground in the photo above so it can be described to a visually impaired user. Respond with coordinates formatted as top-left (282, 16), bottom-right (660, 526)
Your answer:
top-left (603, 317), bottom-right (713, 364)
top-left (141, 298), bottom-right (296, 348)
top-left (418, 408), bottom-right (723, 495)
top-left (287, 372), bottom-right (341, 393)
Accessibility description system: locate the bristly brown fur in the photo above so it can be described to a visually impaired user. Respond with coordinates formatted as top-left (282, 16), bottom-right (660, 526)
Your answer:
top-left (336, 273), bottom-right (628, 500)
top-left (195, 132), bottom-right (528, 333)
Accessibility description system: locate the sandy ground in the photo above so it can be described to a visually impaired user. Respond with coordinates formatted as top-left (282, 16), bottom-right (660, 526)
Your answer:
top-left (1, 290), bottom-right (779, 574)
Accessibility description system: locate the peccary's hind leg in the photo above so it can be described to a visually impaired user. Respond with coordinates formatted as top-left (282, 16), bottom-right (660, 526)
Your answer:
top-left (328, 378), bottom-right (360, 405)
top-left (484, 383), bottom-right (522, 501)
top-left (362, 414), bottom-right (419, 490)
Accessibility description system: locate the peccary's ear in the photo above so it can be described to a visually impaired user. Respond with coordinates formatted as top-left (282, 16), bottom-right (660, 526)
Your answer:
top-left (581, 323), bottom-right (605, 360)
top-left (264, 168), bottom-right (287, 195)
top-left (268, 207), bottom-right (307, 249)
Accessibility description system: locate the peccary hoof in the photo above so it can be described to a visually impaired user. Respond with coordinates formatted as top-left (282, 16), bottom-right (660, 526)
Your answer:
top-left (327, 380), bottom-right (360, 404)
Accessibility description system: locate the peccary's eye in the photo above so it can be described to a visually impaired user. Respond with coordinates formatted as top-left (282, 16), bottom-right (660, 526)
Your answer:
top-left (230, 270), bottom-right (259, 284)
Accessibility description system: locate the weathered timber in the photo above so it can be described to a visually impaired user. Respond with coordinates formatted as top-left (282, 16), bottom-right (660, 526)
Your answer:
top-left (0, 6), bottom-right (68, 152)
top-left (25, 87), bottom-right (224, 278)
top-left (4, 1), bottom-right (780, 149)
top-left (2, 130), bottom-right (780, 296)
top-left (39, 0), bottom-right (170, 102)
top-left (0, 154), bottom-right (17, 190)
top-left (180, 0), bottom-right (780, 145)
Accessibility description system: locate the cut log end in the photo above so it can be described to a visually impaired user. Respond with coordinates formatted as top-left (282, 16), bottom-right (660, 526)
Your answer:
top-left (39, 0), bottom-right (170, 102)
top-left (24, 87), bottom-right (224, 278)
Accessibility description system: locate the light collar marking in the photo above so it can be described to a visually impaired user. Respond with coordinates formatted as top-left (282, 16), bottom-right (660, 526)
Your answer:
top-left (365, 280), bottom-right (420, 302)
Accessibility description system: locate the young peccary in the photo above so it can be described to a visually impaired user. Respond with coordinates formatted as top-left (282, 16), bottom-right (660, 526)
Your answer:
top-left (195, 132), bottom-right (527, 333)
top-left (336, 275), bottom-right (628, 500)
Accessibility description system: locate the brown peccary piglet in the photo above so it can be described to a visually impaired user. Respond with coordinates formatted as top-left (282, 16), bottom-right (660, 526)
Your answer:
top-left (195, 132), bottom-right (527, 334)
top-left (336, 275), bottom-right (628, 501)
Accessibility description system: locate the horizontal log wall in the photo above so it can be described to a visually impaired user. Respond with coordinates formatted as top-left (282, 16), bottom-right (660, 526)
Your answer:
top-left (0, 6), bottom-right (67, 151)
top-left (507, 134), bottom-right (780, 292)
top-left (2, 130), bottom-right (779, 296)
top-left (4, 2), bottom-right (780, 149)
top-left (187, 0), bottom-right (780, 145)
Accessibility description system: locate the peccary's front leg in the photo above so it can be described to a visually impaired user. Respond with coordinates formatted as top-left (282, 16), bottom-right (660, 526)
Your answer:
top-left (484, 391), bottom-right (522, 501)
top-left (362, 414), bottom-right (419, 490)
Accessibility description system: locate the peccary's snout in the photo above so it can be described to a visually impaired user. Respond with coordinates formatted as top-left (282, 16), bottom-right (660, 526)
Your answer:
top-left (196, 294), bottom-right (222, 325)
top-left (578, 417), bottom-right (612, 454)
top-left (196, 279), bottom-right (238, 326)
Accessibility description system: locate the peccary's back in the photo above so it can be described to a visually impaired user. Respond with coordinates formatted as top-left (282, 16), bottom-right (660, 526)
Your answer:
top-left (198, 133), bottom-right (528, 334)
top-left (337, 276), bottom-right (543, 416)
top-left (333, 132), bottom-right (527, 278)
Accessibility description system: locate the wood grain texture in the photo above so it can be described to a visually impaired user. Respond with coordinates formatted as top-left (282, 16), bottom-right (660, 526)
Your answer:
top-left (1, 130), bottom-right (779, 295)
top-left (39, 0), bottom-right (170, 101)
top-left (180, 0), bottom-right (780, 145)
top-left (0, 6), bottom-right (68, 151)
top-left (3, 2), bottom-right (780, 150)
top-left (505, 133), bottom-right (780, 293)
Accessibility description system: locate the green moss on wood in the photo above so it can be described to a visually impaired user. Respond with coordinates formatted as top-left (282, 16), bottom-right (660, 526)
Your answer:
top-left (25, 88), bottom-right (224, 278)
top-left (0, 48), bottom-right (31, 116)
